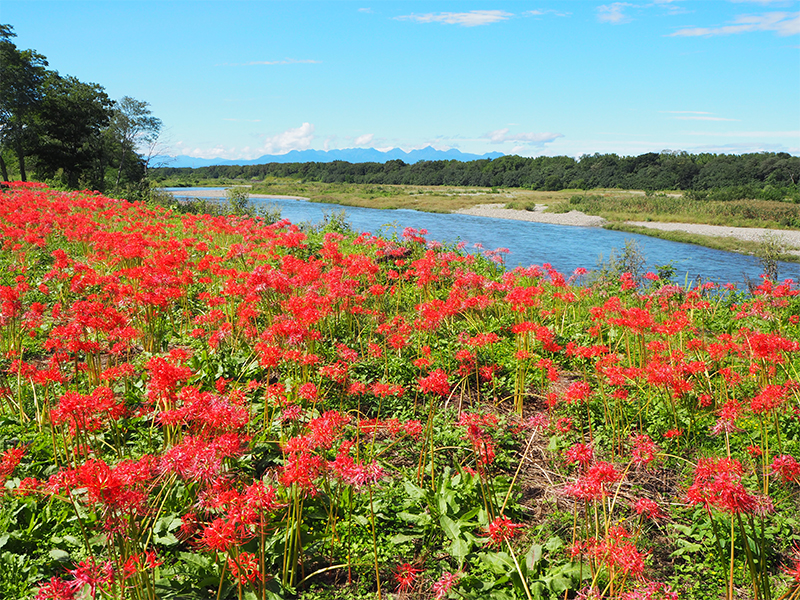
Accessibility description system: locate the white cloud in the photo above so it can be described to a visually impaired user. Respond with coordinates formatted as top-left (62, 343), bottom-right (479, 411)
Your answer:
top-left (354, 133), bottom-right (374, 146)
top-left (670, 11), bottom-right (800, 36)
top-left (218, 59), bottom-right (321, 66)
top-left (396, 10), bottom-right (512, 27)
top-left (524, 9), bottom-right (570, 18)
top-left (597, 3), bottom-right (634, 24)
top-left (484, 129), bottom-right (564, 145)
top-left (673, 116), bottom-right (739, 121)
top-left (661, 112), bottom-right (739, 121)
top-left (259, 122), bottom-right (316, 155)
top-left (358, 8), bottom-right (373, 13)
top-left (685, 130), bottom-right (800, 137)
top-left (323, 135), bottom-right (337, 151)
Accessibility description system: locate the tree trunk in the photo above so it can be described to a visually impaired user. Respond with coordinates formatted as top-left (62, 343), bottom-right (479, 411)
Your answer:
top-left (115, 147), bottom-right (127, 188)
top-left (14, 139), bottom-right (27, 181)
top-left (0, 155), bottom-right (8, 182)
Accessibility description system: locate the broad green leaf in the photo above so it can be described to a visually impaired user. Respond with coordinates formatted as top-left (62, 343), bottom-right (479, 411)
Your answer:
top-left (440, 514), bottom-right (460, 540)
top-left (49, 548), bottom-right (69, 561)
top-left (526, 543), bottom-right (543, 570)
top-left (390, 533), bottom-right (420, 544)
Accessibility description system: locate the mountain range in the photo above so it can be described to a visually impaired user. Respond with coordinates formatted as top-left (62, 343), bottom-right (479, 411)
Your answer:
top-left (155, 146), bottom-right (504, 169)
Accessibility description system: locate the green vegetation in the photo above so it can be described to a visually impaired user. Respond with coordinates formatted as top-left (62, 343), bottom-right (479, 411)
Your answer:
top-left (152, 151), bottom-right (800, 197)
top-left (2, 182), bottom-right (800, 600)
top-left (557, 193), bottom-right (800, 229)
top-left (0, 25), bottom-right (161, 198)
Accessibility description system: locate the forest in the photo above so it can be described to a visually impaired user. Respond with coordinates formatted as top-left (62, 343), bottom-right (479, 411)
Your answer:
top-left (0, 25), bottom-right (160, 198)
top-left (153, 152), bottom-right (800, 201)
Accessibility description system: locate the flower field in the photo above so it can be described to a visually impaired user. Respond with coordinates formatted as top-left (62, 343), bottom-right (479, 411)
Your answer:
top-left (1, 182), bottom-right (799, 600)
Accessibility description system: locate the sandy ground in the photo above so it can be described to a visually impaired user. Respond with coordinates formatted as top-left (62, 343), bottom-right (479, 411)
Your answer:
top-left (456, 203), bottom-right (800, 252)
top-left (167, 189), bottom-right (309, 201)
top-left (170, 190), bottom-right (800, 253)
top-left (453, 203), bottom-right (606, 227)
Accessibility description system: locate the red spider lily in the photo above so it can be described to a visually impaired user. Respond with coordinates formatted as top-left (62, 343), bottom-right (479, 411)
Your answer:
top-left (484, 515), bottom-right (523, 547)
top-left (458, 412), bottom-right (499, 466)
top-left (35, 576), bottom-right (77, 600)
top-left (394, 563), bottom-right (422, 592)
top-left (782, 544), bottom-right (800, 582)
top-left (432, 571), bottom-right (460, 599)
top-left (555, 417), bottom-right (573, 434)
top-left (145, 352), bottom-right (193, 409)
top-left (159, 434), bottom-right (245, 483)
top-left (686, 457), bottom-right (757, 514)
top-left (621, 580), bottom-right (679, 600)
top-left (751, 384), bottom-right (788, 414)
top-left (577, 526), bottom-right (646, 579)
top-left (280, 446), bottom-right (326, 496)
top-left (634, 497), bottom-right (665, 520)
top-left (51, 387), bottom-right (125, 435)
top-left (630, 434), bottom-right (659, 468)
top-left (298, 382), bottom-right (318, 401)
top-left (67, 558), bottom-right (114, 600)
top-left (228, 551), bottom-right (263, 585)
top-left (331, 444), bottom-right (386, 489)
top-left (771, 454), bottom-right (800, 483)
top-left (122, 550), bottom-right (162, 579)
top-left (158, 386), bottom-right (249, 435)
top-left (199, 517), bottom-right (251, 552)
top-left (564, 381), bottom-right (592, 404)
top-left (564, 461), bottom-right (623, 501)
top-left (620, 272), bottom-right (637, 290)
top-left (0, 446), bottom-right (24, 480)
top-left (419, 368), bottom-right (451, 397)
top-left (305, 411), bottom-right (350, 449)
top-left (565, 443), bottom-right (594, 467)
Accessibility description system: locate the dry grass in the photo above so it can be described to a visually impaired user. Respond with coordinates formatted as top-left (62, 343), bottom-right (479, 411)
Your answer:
top-left (249, 180), bottom-right (595, 212)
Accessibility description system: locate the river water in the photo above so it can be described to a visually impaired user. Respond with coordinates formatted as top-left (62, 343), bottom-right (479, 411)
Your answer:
top-left (166, 188), bottom-right (800, 286)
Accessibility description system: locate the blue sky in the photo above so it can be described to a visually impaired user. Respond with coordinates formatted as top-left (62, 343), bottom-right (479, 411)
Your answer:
top-left (4, 0), bottom-right (799, 159)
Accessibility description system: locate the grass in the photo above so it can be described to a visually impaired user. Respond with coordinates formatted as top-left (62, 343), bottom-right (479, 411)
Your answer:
top-left (606, 223), bottom-right (800, 264)
top-left (3, 182), bottom-right (800, 600)
top-left (552, 193), bottom-right (800, 230)
top-left (157, 177), bottom-right (800, 261)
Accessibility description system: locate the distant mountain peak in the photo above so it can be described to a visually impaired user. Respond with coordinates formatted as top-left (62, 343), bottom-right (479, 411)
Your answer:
top-left (155, 147), bottom-right (504, 169)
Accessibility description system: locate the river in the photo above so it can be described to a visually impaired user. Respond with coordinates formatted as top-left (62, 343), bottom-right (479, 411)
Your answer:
top-left (165, 188), bottom-right (800, 286)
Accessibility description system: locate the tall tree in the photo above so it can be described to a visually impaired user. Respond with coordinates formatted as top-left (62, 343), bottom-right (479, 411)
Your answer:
top-left (35, 72), bottom-right (114, 188)
top-left (0, 24), bottom-right (48, 181)
top-left (111, 96), bottom-right (162, 188)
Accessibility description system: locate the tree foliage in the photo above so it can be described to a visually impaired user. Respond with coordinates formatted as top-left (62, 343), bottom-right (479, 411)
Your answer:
top-left (153, 150), bottom-right (800, 199)
top-left (0, 25), bottom-right (160, 194)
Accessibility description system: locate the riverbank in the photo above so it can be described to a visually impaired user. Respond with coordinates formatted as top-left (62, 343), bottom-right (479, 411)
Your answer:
top-left (166, 189), bottom-right (800, 261)
top-left (166, 188), bottom-right (310, 201)
top-left (456, 202), bottom-right (800, 258)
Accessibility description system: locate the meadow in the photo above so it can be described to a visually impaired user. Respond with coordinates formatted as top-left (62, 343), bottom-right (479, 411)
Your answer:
top-left (1, 182), bottom-right (800, 600)
top-left (157, 179), bottom-right (800, 263)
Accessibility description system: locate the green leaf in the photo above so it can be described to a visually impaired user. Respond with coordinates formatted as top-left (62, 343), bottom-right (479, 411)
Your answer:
top-left (526, 543), bottom-right (543, 571)
top-left (449, 537), bottom-right (470, 565)
top-left (49, 548), bottom-right (69, 561)
top-left (480, 551), bottom-right (515, 575)
top-left (544, 536), bottom-right (563, 553)
top-left (397, 511), bottom-right (431, 526)
top-left (154, 532), bottom-right (179, 546)
top-left (402, 479), bottom-right (427, 502)
top-left (390, 533), bottom-right (420, 545)
top-left (440, 514), bottom-right (460, 540)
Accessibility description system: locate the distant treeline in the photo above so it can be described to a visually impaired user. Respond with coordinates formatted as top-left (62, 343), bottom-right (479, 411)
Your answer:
top-left (153, 151), bottom-right (800, 199)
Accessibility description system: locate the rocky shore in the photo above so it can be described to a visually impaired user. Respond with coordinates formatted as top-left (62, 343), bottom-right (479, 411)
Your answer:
top-left (456, 203), bottom-right (800, 252)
